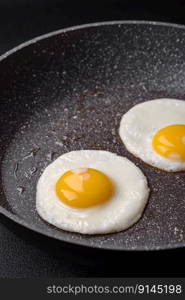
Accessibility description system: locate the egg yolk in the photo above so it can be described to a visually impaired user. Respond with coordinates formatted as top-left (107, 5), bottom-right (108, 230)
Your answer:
top-left (55, 168), bottom-right (114, 208)
top-left (152, 124), bottom-right (185, 161)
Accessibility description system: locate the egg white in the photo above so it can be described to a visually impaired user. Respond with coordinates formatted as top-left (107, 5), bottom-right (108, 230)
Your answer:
top-left (36, 150), bottom-right (149, 234)
top-left (119, 98), bottom-right (185, 172)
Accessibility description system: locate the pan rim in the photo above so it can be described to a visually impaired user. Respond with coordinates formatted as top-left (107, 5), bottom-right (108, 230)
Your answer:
top-left (1, 20), bottom-right (185, 251)
top-left (2, 19), bottom-right (185, 62)
top-left (0, 205), bottom-right (183, 251)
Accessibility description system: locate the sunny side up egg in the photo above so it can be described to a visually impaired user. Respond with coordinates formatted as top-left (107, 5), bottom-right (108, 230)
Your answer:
top-left (119, 98), bottom-right (185, 172)
top-left (36, 150), bottom-right (149, 234)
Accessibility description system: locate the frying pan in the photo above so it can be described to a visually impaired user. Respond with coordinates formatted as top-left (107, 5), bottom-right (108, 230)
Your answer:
top-left (1, 20), bottom-right (185, 251)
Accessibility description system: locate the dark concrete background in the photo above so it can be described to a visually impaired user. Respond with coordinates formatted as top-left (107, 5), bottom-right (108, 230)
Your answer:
top-left (0, 0), bottom-right (185, 278)
top-left (1, 0), bottom-right (185, 54)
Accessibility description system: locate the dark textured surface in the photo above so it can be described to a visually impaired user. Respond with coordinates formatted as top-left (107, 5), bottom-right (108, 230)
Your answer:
top-left (1, 22), bottom-right (185, 251)
top-left (2, 0), bottom-right (185, 55)
top-left (2, 212), bottom-right (185, 278)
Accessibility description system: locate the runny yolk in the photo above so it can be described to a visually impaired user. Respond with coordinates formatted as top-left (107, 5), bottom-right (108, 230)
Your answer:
top-left (55, 168), bottom-right (114, 208)
top-left (152, 124), bottom-right (185, 161)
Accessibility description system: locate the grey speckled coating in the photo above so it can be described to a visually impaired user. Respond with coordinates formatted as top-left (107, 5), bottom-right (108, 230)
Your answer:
top-left (1, 21), bottom-right (185, 251)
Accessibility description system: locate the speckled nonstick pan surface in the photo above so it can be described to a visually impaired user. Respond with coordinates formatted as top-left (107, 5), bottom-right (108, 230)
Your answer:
top-left (1, 21), bottom-right (185, 251)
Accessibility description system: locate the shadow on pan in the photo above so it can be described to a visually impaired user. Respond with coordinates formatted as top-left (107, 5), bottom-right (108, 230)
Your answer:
top-left (0, 21), bottom-right (185, 251)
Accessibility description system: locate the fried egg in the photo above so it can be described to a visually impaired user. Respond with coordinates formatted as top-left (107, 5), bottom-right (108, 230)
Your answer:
top-left (36, 150), bottom-right (149, 234)
top-left (119, 98), bottom-right (185, 172)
